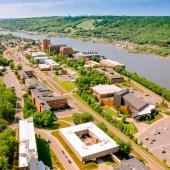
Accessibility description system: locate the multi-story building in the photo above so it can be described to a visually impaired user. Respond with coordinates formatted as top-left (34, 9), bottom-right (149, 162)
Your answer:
top-left (18, 70), bottom-right (33, 81)
top-left (44, 58), bottom-right (60, 70)
top-left (19, 117), bottom-right (50, 170)
top-left (41, 39), bottom-right (51, 51)
top-left (59, 122), bottom-right (119, 163)
top-left (25, 78), bottom-right (68, 112)
top-left (49, 44), bottom-right (66, 54)
top-left (74, 51), bottom-right (100, 60)
top-left (60, 46), bottom-right (73, 56)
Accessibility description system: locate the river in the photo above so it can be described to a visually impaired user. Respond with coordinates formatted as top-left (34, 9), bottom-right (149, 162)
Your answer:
top-left (3, 31), bottom-right (170, 90)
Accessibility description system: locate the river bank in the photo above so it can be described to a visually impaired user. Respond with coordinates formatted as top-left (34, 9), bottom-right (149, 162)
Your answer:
top-left (1, 30), bottom-right (170, 90)
top-left (17, 30), bottom-right (170, 58)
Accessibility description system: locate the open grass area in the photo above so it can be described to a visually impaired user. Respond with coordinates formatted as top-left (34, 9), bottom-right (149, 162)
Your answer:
top-left (54, 77), bottom-right (76, 92)
top-left (55, 120), bottom-right (71, 129)
top-left (77, 19), bottom-right (96, 30)
top-left (52, 131), bottom-right (98, 170)
top-left (123, 121), bottom-right (138, 134)
top-left (59, 116), bottom-right (73, 124)
top-left (102, 106), bottom-right (119, 117)
top-left (36, 136), bottom-right (64, 169)
top-left (143, 113), bottom-right (163, 124)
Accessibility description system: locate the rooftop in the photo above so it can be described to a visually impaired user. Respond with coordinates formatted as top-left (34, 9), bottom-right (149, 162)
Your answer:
top-left (123, 93), bottom-right (148, 111)
top-left (101, 59), bottom-right (125, 67)
top-left (32, 52), bottom-right (47, 57)
top-left (115, 158), bottom-right (149, 170)
top-left (44, 58), bottom-right (60, 66)
top-left (59, 122), bottom-right (119, 157)
top-left (19, 117), bottom-right (37, 167)
top-left (92, 84), bottom-right (122, 95)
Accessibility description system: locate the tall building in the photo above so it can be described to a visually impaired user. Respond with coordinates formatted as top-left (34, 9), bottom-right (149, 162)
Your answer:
top-left (41, 39), bottom-right (51, 51)
top-left (19, 118), bottom-right (50, 170)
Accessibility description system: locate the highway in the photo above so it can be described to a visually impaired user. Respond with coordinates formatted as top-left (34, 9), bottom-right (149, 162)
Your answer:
top-left (4, 48), bottom-right (167, 170)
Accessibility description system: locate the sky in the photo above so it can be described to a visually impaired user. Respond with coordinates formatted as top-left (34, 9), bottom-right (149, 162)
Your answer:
top-left (0, 0), bottom-right (170, 18)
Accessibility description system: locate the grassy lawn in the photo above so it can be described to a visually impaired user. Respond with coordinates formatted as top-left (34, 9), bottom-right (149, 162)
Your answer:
top-left (54, 77), bottom-right (76, 92)
top-left (59, 116), bottom-right (73, 124)
top-left (143, 113), bottom-right (163, 124)
top-left (52, 131), bottom-right (98, 170)
top-left (123, 121), bottom-right (138, 134)
top-left (55, 120), bottom-right (71, 129)
top-left (77, 19), bottom-right (96, 30)
top-left (102, 106), bottom-right (119, 117)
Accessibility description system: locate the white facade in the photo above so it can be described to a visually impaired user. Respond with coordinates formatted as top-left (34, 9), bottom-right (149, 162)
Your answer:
top-left (100, 59), bottom-right (125, 68)
top-left (59, 122), bottom-right (119, 162)
top-left (19, 118), bottom-right (49, 170)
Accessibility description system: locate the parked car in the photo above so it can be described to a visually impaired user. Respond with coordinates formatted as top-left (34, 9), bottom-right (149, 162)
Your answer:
top-left (68, 159), bottom-right (71, 164)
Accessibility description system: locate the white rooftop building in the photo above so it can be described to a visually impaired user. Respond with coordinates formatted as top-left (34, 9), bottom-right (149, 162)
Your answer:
top-left (19, 118), bottom-right (50, 170)
top-left (91, 84), bottom-right (122, 100)
top-left (59, 122), bottom-right (119, 162)
top-left (44, 58), bottom-right (60, 70)
top-left (31, 52), bottom-right (47, 58)
top-left (100, 59), bottom-right (125, 68)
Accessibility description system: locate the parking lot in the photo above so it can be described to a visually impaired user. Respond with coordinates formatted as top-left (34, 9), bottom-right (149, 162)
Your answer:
top-left (57, 74), bottom-right (76, 82)
top-left (138, 117), bottom-right (170, 165)
top-left (54, 108), bottom-right (79, 118)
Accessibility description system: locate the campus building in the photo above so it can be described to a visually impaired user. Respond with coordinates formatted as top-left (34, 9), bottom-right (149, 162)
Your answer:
top-left (60, 46), bottom-right (73, 56)
top-left (44, 58), bottom-right (60, 70)
top-left (114, 90), bottom-right (156, 119)
top-left (59, 122), bottom-right (119, 162)
top-left (74, 51), bottom-right (100, 60)
top-left (19, 118), bottom-right (50, 170)
top-left (100, 59), bottom-right (125, 69)
top-left (25, 79), bottom-right (68, 112)
top-left (41, 39), bottom-right (51, 51)
top-left (49, 44), bottom-right (66, 54)
top-left (96, 68), bottom-right (124, 84)
top-left (18, 70), bottom-right (33, 81)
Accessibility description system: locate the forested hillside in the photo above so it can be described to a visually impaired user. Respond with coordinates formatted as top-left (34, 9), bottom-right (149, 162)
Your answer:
top-left (0, 16), bottom-right (170, 56)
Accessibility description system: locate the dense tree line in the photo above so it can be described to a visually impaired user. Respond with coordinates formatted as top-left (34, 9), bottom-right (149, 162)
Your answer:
top-left (72, 112), bottom-right (94, 125)
top-left (1, 16), bottom-right (170, 55)
top-left (115, 67), bottom-right (170, 101)
top-left (0, 128), bottom-right (16, 170)
top-left (0, 83), bottom-right (17, 121)
top-left (22, 93), bottom-right (54, 127)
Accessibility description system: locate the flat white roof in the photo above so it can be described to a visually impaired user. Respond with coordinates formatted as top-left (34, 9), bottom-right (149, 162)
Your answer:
top-left (92, 84), bottom-right (122, 95)
top-left (138, 104), bottom-right (155, 116)
top-left (44, 58), bottom-right (60, 66)
top-left (59, 122), bottom-right (118, 158)
top-left (32, 52), bottom-right (47, 57)
top-left (19, 117), bottom-right (37, 167)
top-left (38, 64), bottom-right (51, 69)
top-left (101, 59), bottom-right (125, 67)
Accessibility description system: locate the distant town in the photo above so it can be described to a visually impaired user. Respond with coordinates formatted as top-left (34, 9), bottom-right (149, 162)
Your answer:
top-left (0, 32), bottom-right (170, 170)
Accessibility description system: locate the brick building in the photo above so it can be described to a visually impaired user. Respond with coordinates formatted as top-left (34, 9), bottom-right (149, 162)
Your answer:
top-left (25, 78), bottom-right (68, 112)
top-left (41, 39), bottom-right (51, 51)
top-left (60, 46), bottom-right (73, 56)
top-left (49, 44), bottom-right (66, 54)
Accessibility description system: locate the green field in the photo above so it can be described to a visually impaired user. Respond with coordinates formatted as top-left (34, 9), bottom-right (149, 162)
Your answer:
top-left (77, 19), bottom-right (96, 30)
top-left (102, 106), bottom-right (119, 117)
top-left (123, 121), bottom-right (138, 134)
top-left (54, 78), bottom-right (76, 92)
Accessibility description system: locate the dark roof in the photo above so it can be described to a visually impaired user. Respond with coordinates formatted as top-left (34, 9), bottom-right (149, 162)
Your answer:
top-left (123, 93), bottom-right (148, 111)
top-left (115, 158), bottom-right (149, 170)
top-left (115, 90), bottom-right (129, 96)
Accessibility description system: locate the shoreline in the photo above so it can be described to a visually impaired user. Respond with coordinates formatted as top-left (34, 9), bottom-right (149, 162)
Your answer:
top-left (11, 30), bottom-right (170, 59)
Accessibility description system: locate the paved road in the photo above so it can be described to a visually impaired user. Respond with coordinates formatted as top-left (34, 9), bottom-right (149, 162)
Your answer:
top-left (3, 67), bottom-right (24, 121)
top-left (4, 48), bottom-right (167, 170)
top-left (36, 128), bottom-right (79, 170)
top-left (35, 70), bottom-right (166, 170)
